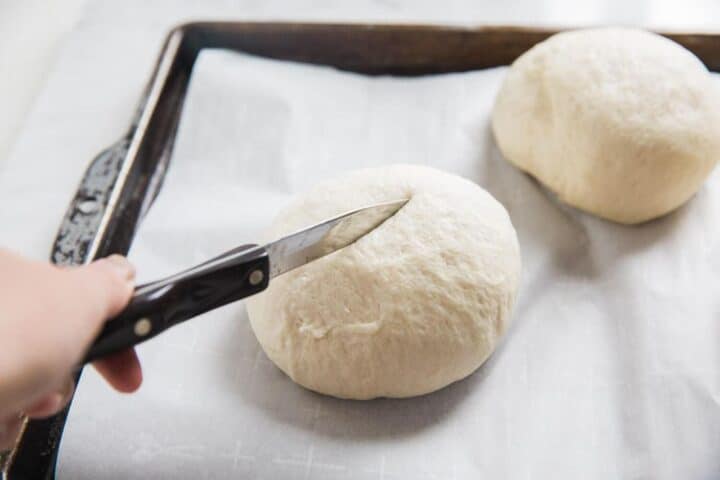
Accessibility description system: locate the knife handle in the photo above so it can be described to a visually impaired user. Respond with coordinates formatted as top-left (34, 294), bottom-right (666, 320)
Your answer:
top-left (82, 244), bottom-right (269, 364)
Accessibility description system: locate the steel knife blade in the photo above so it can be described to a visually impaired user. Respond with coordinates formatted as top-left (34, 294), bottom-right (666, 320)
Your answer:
top-left (265, 198), bottom-right (408, 278)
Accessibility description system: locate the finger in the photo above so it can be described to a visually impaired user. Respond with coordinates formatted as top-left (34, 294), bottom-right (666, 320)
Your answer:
top-left (0, 414), bottom-right (24, 451)
top-left (70, 254), bottom-right (136, 321)
top-left (59, 255), bottom-right (136, 359)
top-left (24, 379), bottom-right (74, 419)
top-left (92, 348), bottom-right (143, 393)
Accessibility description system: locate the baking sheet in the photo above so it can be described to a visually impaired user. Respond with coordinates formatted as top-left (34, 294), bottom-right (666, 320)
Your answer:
top-left (53, 47), bottom-right (720, 479)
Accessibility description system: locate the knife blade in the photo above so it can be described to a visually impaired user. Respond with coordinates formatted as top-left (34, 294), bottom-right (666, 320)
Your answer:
top-left (82, 198), bottom-right (407, 363)
top-left (265, 199), bottom-right (407, 278)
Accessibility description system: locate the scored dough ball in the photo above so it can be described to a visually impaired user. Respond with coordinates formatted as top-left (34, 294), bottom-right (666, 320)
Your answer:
top-left (246, 165), bottom-right (521, 399)
top-left (492, 28), bottom-right (720, 224)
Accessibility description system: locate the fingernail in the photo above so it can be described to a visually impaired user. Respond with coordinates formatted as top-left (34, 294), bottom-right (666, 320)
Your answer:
top-left (104, 255), bottom-right (135, 281)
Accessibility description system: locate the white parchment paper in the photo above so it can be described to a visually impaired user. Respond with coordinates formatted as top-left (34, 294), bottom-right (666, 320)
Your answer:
top-left (54, 48), bottom-right (720, 479)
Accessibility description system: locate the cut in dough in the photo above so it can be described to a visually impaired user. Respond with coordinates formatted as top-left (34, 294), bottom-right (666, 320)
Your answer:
top-left (492, 28), bottom-right (720, 224)
top-left (246, 165), bottom-right (521, 399)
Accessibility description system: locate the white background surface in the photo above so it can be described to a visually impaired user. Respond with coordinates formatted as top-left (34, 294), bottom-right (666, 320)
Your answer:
top-left (0, 0), bottom-right (88, 163)
top-left (0, 1), bottom-right (719, 479)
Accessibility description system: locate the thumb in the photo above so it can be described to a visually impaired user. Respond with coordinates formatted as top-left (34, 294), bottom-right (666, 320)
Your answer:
top-left (63, 255), bottom-right (136, 341)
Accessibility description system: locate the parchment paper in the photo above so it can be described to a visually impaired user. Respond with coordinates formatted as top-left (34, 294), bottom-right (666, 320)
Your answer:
top-left (54, 48), bottom-right (720, 479)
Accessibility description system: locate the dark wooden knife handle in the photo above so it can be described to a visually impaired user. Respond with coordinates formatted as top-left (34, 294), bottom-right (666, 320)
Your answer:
top-left (82, 244), bottom-right (269, 363)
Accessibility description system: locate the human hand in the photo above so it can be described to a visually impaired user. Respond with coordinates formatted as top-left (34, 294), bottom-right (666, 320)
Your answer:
top-left (0, 250), bottom-right (142, 450)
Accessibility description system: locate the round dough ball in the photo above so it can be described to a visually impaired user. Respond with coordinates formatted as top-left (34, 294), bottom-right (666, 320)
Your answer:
top-left (492, 28), bottom-right (720, 224)
top-left (246, 165), bottom-right (521, 399)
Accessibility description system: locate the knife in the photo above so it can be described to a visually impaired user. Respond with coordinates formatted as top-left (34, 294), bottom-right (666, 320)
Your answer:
top-left (82, 199), bottom-right (407, 363)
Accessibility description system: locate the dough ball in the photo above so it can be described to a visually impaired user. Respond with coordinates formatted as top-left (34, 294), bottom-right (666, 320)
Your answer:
top-left (492, 28), bottom-right (720, 224)
top-left (246, 165), bottom-right (521, 399)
